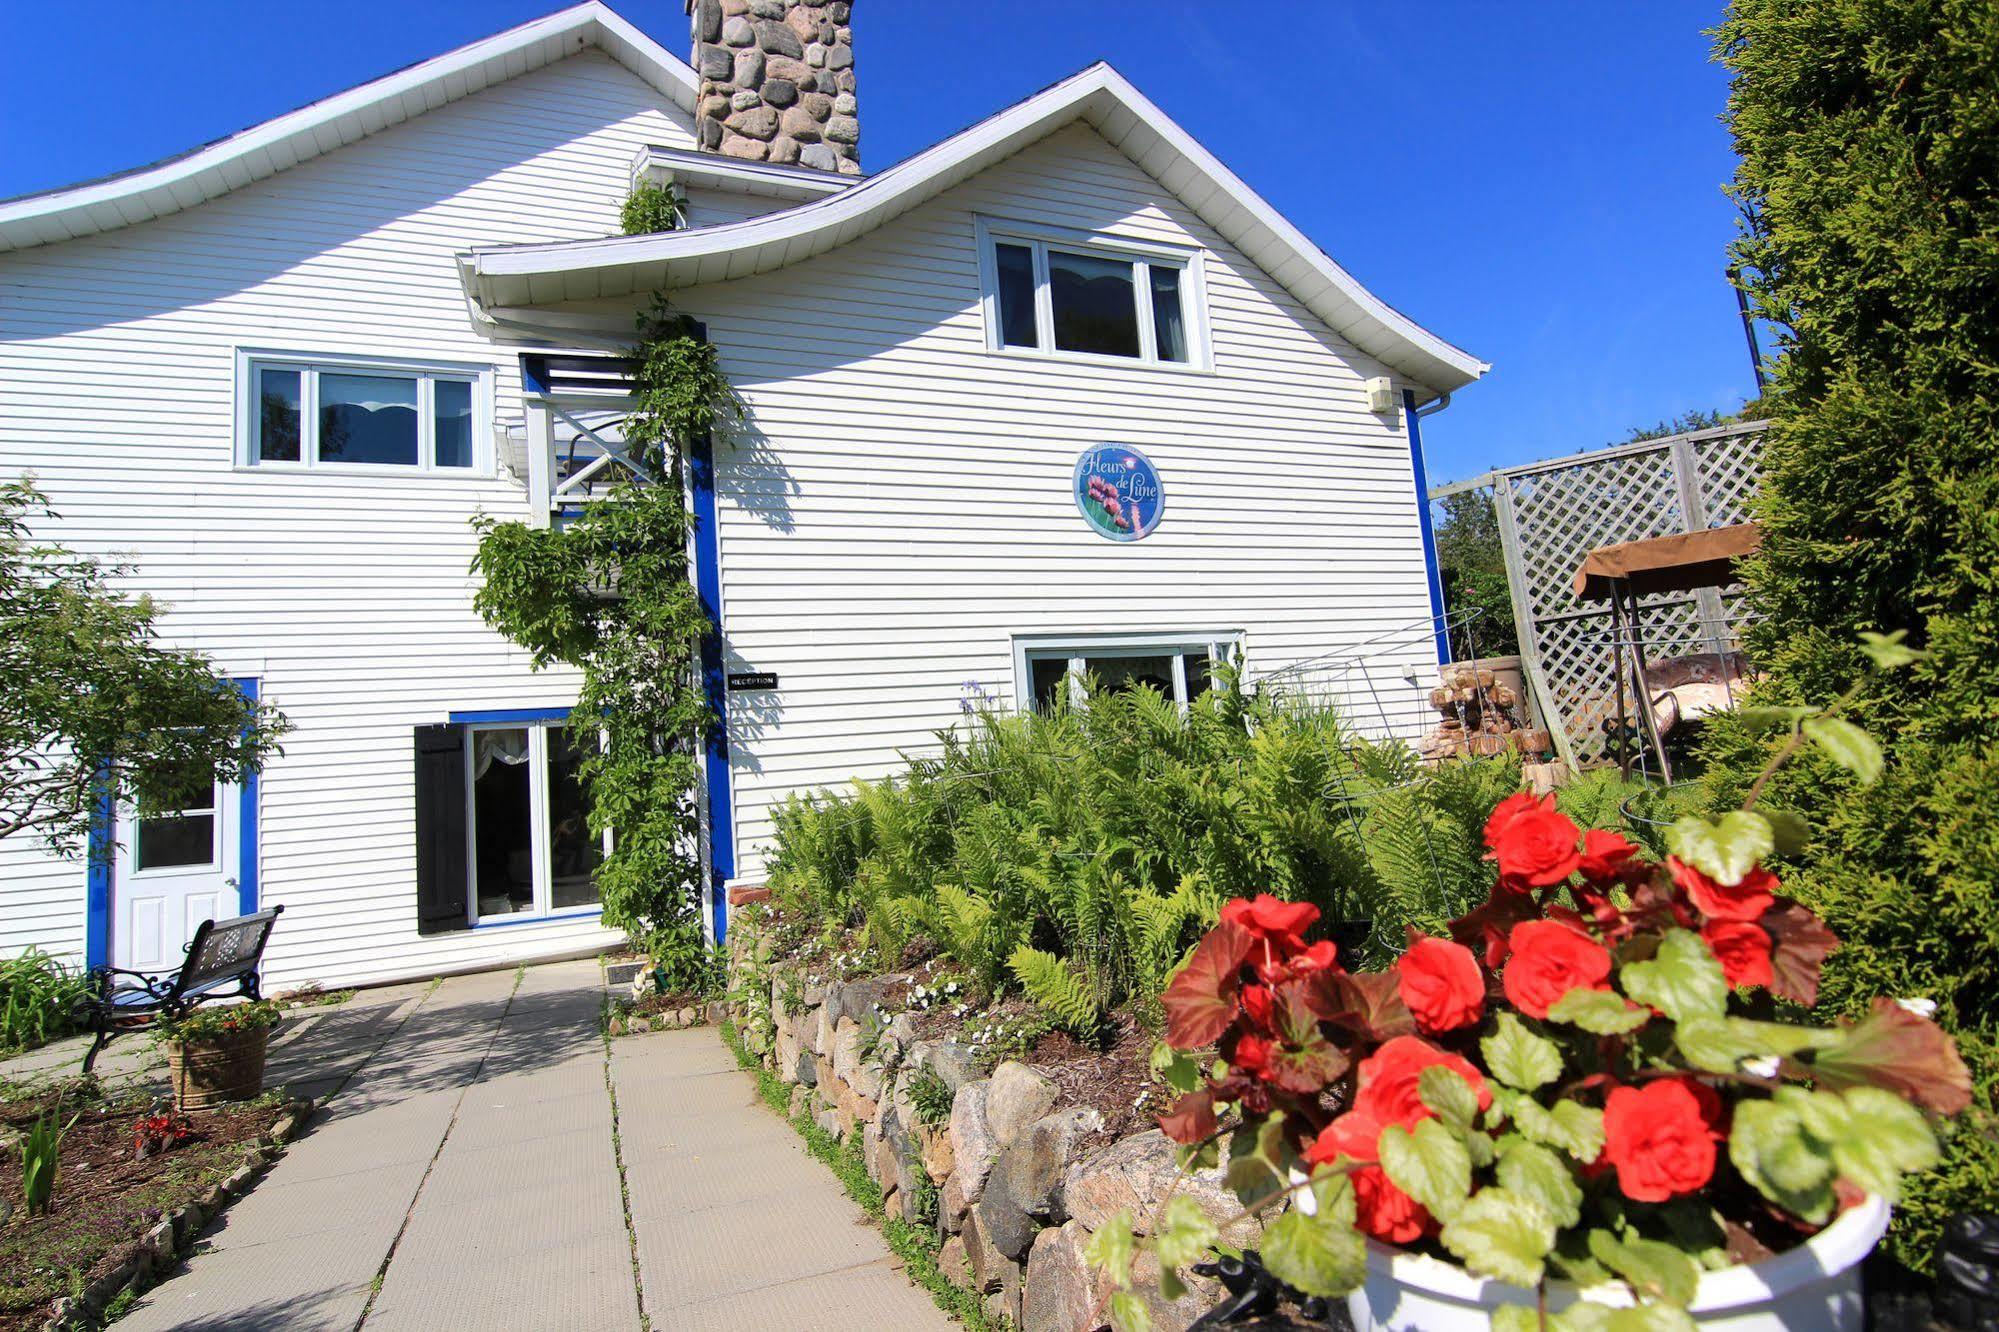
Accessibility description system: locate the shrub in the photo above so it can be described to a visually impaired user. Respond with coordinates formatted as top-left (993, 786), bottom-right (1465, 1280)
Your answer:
top-left (0, 948), bottom-right (90, 1053)
top-left (1707, 0), bottom-right (1999, 1265)
top-left (765, 679), bottom-right (1519, 1035)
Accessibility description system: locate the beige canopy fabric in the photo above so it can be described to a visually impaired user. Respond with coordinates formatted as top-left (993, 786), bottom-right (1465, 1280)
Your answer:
top-left (1573, 522), bottom-right (1763, 601)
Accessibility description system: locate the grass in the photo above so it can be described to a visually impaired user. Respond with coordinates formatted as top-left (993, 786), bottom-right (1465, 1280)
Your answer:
top-left (717, 1018), bottom-right (1003, 1331)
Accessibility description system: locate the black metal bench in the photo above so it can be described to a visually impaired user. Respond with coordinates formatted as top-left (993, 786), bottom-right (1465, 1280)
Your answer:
top-left (75, 905), bottom-right (283, 1073)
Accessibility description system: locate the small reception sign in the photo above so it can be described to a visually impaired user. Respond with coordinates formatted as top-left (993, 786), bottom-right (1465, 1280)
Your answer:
top-left (1073, 445), bottom-right (1163, 542)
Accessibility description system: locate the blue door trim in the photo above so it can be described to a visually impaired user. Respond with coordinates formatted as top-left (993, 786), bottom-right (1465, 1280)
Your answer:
top-left (87, 676), bottom-right (261, 968)
top-left (85, 771), bottom-right (114, 971)
top-left (689, 428), bottom-right (734, 946)
top-left (1404, 390), bottom-right (1452, 665)
top-left (237, 677), bottom-right (260, 917)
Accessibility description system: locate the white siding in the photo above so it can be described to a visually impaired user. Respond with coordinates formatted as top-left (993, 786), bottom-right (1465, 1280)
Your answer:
top-left (668, 124), bottom-right (1440, 878)
top-left (0, 51), bottom-right (697, 987)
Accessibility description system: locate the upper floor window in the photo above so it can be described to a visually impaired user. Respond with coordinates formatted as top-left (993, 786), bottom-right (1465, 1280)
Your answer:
top-left (977, 219), bottom-right (1205, 369)
top-left (238, 352), bottom-right (489, 472)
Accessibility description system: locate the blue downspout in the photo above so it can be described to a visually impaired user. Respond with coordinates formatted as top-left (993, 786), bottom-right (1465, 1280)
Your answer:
top-left (237, 677), bottom-right (260, 916)
top-left (1405, 389), bottom-right (1452, 665)
top-left (86, 768), bottom-right (113, 971)
top-left (689, 428), bottom-right (734, 945)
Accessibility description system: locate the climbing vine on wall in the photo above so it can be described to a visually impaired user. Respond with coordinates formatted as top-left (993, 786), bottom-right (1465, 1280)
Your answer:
top-left (471, 298), bottom-right (742, 984)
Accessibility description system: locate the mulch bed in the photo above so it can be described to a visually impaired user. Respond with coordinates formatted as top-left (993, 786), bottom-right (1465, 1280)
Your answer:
top-left (622, 990), bottom-right (707, 1020)
top-left (0, 1084), bottom-right (286, 1331)
top-left (1027, 1011), bottom-right (1159, 1150)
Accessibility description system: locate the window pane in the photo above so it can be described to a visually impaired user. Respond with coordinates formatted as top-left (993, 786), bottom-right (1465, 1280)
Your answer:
top-left (1049, 249), bottom-right (1140, 358)
top-left (433, 379), bottom-right (474, 469)
top-left (1030, 656), bottom-right (1071, 711)
top-left (258, 369), bottom-right (301, 462)
top-left (472, 728), bottom-right (534, 917)
top-left (318, 373), bottom-right (419, 465)
top-left (1084, 654), bottom-right (1176, 696)
top-left (136, 813), bottom-right (215, 870)
top-left (548, 729), bottom-right (602, 911)
top-left (994, 243), bottom-right (1039, 348)
top-left (1185, 652), bottom-right (1213, 699)
top-left (1150, 266), bottom-right (1188, 363)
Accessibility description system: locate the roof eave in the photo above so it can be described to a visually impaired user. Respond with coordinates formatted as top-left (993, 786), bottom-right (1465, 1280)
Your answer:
top-left (459, 64), bottom-right (1486, 395)
top-left (0, 2), bottom-right (697, 254)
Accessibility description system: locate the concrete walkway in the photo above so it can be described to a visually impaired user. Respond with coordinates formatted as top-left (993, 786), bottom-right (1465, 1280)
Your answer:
top-left (17, 960), bottom-right (951, 1331)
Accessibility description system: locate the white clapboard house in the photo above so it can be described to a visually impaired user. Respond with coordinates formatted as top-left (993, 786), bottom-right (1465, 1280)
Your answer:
top-left (0, 2), bottom-right (1486, 991)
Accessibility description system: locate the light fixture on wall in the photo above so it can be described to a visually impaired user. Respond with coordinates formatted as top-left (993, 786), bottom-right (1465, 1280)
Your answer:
top-left (1365, 376), bottom-right (1398, 414)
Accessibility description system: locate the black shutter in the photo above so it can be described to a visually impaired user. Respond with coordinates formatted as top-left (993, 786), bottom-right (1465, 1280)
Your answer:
top-left (413, 725), bottom-right (470, 935)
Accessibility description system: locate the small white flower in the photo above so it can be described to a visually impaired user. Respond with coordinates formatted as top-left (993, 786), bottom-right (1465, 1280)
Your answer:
top-left (1741, 1055), bottom-right (1781, 1079)
top-left (1289, 1167), bottom-right (1316, 1216)
top-left (1896, 997), bottom-right (1938, 1019)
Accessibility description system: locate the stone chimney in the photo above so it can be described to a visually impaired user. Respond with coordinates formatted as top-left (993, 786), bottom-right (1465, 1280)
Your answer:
top-left (688, 1), bottom-right (860, 174)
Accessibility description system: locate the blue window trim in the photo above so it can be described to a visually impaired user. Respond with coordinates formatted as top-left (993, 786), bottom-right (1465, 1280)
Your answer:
top-left (690, 425), bottom-right (734, 946)
top-left (1404, 389), bottom-right (1451, 665)
top-left (87, 676), bottom-right (261, 969)
top-left (470, 907), bottom-right (604, 931)
top-left (449, 707), bottom-right (574, 725)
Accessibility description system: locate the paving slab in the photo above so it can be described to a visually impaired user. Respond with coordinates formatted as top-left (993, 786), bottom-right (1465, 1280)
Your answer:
top-left (612, 1028), bottom-right (953, 1331)
top-left (101, 958), bottom-right (952, 1331)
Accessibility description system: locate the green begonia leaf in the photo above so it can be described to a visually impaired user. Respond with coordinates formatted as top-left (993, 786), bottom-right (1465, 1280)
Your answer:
top-left (1438, 1187), bottom-right (1557, 1287)
top-left (1857, 630), bottom-right (1923, 670)
top-left (1420, 1064), bottom-right (1481, 1136)
top-left (1084, 1210), bottom-right (1137, 1290)
top-left (1666, 811), bottom-right (1774, 886)
top-left (1483, 1012), bottom-right (1564, 1090)
top-left (1154, 1193), bottom-right (1220, 1295)
top-left (1676, 1015), bottom-right (1836, 1074)
top-left (1587, 1229), bottom-right (1701, 1307)
top-left (1620, 929), bottom-right (1728, 1024)
top-left (1259, 1209), bottom-right (1366, 1298)
top-left (1548, 987), bottom-right (1653, 1034)
top-left (1109, 1290), bottom-right (1156, 1332)
top-left (1802, 715), bottom-right (1884, 784)
top-left (1496, 1138), bottom-right (1583, 1229)
top-left (1380, 1119), bottom-right (1472, 1219)
top-left (1729, 1097), bottom-right (1836, 1223)
top-left (1828, 1086), bottom-right (1938, 1202)
top-left (1762, 808), bottom-right (1811, 857)
top-left (1499, 1090), bottom-right (1607, 1162)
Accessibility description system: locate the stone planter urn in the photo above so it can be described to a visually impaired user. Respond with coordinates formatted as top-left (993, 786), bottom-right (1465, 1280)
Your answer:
top-left (1345, 1195), bottom-right (1888, 1332)
top-left (166, 1025), bottom-right (270, 1111)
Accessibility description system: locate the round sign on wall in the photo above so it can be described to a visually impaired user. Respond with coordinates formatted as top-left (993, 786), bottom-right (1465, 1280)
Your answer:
top-left (1073, 445), bottom-right (1164, 542)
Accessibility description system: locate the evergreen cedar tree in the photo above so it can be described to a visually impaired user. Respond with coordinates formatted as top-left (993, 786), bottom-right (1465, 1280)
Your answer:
top-left (1702, 0), bottom-right (1999, 1265)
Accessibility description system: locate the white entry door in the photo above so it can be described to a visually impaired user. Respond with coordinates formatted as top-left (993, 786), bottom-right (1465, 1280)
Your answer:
top-left (113, 779), bottom-right (240, 975)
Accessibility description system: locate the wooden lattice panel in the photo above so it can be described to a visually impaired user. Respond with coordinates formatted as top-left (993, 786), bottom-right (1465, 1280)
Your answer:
top-left (1491, 424), bottom-right (1768, 766)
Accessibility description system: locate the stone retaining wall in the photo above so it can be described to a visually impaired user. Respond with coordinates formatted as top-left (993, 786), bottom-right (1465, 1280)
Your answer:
top-left (730, 934), bottom-right (1256, 1331)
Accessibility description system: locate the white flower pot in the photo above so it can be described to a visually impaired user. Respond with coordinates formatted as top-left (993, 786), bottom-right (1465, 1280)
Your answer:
top-left (1346, 1195), bottom-right (1888, 1331)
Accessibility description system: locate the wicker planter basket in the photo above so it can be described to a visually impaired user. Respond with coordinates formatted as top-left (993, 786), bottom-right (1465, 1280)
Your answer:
top-left (167, 1025), bottom-right (270, 1110)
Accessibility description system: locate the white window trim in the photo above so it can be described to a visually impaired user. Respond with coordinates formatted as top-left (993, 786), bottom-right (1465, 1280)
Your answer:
top-left (233, 348), bottom-right (496, 475)
top-left (975, 216), bottom-right (1211, 372)
top-left (129, 783), bottom-right (222, 877)
top-left (1011, 630), bottom-right (1242, 712)
top-left (462, 722), bottom-right (611, 927)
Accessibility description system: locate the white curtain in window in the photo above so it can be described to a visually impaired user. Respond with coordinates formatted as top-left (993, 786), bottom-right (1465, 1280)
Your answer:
top-left (472, 729), bottom-right (531, 780)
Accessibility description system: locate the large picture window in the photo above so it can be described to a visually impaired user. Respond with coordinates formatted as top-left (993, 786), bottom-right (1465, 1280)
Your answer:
top-left (465, 723), bottom-right (606, 925)
top-left (978, 220), bottom-right (1204, 368)
top-left (239, 353), bottom-right (488, 473)
top-left (1013, 632), bottom-right (1240, 711)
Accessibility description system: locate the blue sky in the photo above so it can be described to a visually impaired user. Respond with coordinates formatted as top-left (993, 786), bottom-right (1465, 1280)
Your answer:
top-left (0, 2), bottom-right (1754, 482)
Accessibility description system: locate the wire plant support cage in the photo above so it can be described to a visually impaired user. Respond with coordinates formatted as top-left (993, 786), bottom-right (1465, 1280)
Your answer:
top-left (1429, 419), bottom-right (1768, 769)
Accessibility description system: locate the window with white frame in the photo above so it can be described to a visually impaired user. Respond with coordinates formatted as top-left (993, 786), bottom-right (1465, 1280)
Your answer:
top-left (240, 353), bottom-right (487, 472)
top-left (978, 220), bottom-right (1203, 367)
top-left (465, 723), bottom-right (607, 924)
top-left (1014, 633), bottom-right (1240, 711)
